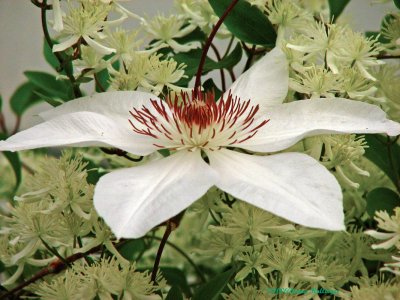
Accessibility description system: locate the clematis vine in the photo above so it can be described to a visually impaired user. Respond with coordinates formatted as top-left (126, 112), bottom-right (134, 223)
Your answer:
top-left (1, 48), bottom-right (399, 239)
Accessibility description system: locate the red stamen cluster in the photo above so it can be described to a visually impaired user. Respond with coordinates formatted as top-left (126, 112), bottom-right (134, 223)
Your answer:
top-left (129, 91), bottom-right (269, 150)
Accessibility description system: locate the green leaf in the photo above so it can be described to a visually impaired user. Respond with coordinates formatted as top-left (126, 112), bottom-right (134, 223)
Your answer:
top-left (174, 49), bottom-right (213, 78)
top-left (0, 133), bottom-right (22, 191)
top-left (158, 149), bottom-right (171, 157)
top-left (95, 57), bottom-right (119, 93)
top-left (329, 0), bottom-right (351, 21)
top-left (166, 286), bottom-right (184, 300)
top-left (203, 78), bottom-right (222, 99)
top-left (394, 0), bottom-right (400, 9)
top-left (24, 71), bottom-right (71, 100)
top-left (213, 43), bottom-right (242, 69)
top-left (365, 31), bottom-right (390, 44)
top-left (95, 68), bottom-right (111, 93)
top-left (43, 38), bottom-right (60, 71)
top-left (176, 27), bottom-right (207, 44)
top-left (175, 43), bottom-right (243, 80)
top-left (209, 0), bottom-right (276, 46)
top-left (118, 239), bottom-right (146, 261)
top-left (161, 267), bottom-right (191, 297)
top-left (10, 82), bottom-right (43, 116)
top-left (367, 187), bottom-right (400, 217)
top-left (33, 91), bottom-right (65, 107)
top-left (363, 134), bottom-right (400, 188)
top-left (192, 268), bottom-right (235, 300)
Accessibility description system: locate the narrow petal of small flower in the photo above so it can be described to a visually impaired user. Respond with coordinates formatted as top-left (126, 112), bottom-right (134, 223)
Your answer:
top-left (52, 0), bottom-right (64, 32)
top-left (228, 47), bottom-right (289, 107)
top-left (94, 150), bottom-right (217, 238)
top-left (53, 35), bottom-right (79, 52)
top-left (83, 35), bottom-right (116, 55)
top-left (236, 98), bottom-right (400, 153)
top-left (0, 111), bottom-right (157, 155)
top-left (40, 91), bottom-right (159, 123)
top-left (206, 149), bottom-right (344, 231)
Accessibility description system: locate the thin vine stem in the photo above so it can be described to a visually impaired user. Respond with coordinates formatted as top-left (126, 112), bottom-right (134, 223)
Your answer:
top-left (0, 112), bottom-right (7, 134)
top-left (210, 43), bottom-right (226, 91)
top-left (0, 240), bottom-right (128, 299)
top-left (40, 0), bottom-right (82, 98)
top-left (147, 235), bottom-right (207, 284)
top-left (194, 0), bottom-right (239, 94)
top-left (151, 221), bottom-right (173, 282)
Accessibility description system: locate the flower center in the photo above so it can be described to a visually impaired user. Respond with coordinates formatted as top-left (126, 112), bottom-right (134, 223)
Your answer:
top-left (129, 91), bottom-right (269, 151)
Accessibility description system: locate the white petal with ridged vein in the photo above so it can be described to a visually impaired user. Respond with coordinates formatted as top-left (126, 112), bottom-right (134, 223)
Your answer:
top-left (236, 98), bottom-right (400, 153)
top-left (0, 111), bottom-right (157, 155)
top-left (207, 149), bottom-right (344, 231)
top-left (228, 47), bottom-right (289, 107)
top-left (40, 91), bottom-right (159, 122)
top-left (94, 150), bottom-right (217, 238)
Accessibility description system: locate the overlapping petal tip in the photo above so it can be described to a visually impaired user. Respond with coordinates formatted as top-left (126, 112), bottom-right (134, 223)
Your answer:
top-left (236, 98), bottom-right (400, 153)
top-left (94, 150), bottom-right (217, 239)
top-left (228, 47), bottom-right (289, 107)
top-left (0, 111), bottom-right (157, 156)
top-left (206, 149), bottom-right (345, 231)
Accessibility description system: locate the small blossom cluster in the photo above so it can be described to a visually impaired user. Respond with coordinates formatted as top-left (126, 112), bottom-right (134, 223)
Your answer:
top-left (0, 152), bottom-right (164, 299)
top-left (256, 0), bottom-right (397, 188)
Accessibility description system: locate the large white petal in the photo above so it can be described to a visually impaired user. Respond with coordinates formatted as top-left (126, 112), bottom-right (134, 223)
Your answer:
top-left (228, 47), bottom-right (289, 107)
top-left (40, 91), bottom-right (159, 122)
top-left (236, 98), bottom-right (400, 153)
top-left (0, 111), bottom-right (157, 155)
top-left (207, 149), bottom-right (344, 231)
top-left (94, 150), bottom-right (217, 238)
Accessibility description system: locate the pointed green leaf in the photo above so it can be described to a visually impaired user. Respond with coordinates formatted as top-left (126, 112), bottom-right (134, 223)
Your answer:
top-left (363, 134), bottom-right (400, 188)
top-left (118, 239), bottom-right (146, 261)
top-left (329, 0), bottom-right (351, 21)
top-left (10, 82), bottom-right (42, 116)
top-left (33, 91), bottom-right (65, 107)
top-left (203, 78), bottom-right (222, 99)
top-left (192, 268), bottom-right (235, 300)
top-left (24, 71), bottom-right (72, 100)
top-left (43, 38), bottom-right (60, 71)
top-left (0, 133), bottom-right (22, 191)
top-left (213, 43), bottom-right (242, 69)
top-left (394, 0), bottom-right (400, 9)
top-left (174, 43), bottom-right (243, 80)
top-left (161, 267), bottom-right (191, 297)
top-left (176, 27), bottom-right (207, 44)
top-left (166, 286), bottom-right (184, 300)
top-left (209, 0), bottom-right (276, 46)
top-left (367, 187), bottom-right (400, 217)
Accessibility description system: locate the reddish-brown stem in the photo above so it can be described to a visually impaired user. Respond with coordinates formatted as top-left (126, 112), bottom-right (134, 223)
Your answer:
top-left (12, 116), bottom-right (21, 135)
top-left (376, 54), bottom-right (400, 59)
top-left (194, 0), bottom-right (239, 95)
top-left (0, 112), bottom-right (7, 134)
top-left (94, 73), bottom-right (106, 92)
top-left (210, 43), bottom-right (226, 91)
top-left (151, 221), bottom-right (173, 282)
top-left (0, 240), bottom-right (127, 299)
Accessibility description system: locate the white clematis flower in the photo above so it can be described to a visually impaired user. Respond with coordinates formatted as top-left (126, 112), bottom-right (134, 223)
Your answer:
top-left (1, 48), bottom-right (399, 239)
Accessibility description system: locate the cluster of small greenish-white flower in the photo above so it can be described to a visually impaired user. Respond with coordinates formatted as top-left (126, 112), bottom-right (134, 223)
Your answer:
top-left (50, 0), bottom-right (240, 98)
top-left (27, 258), bottom-right (165, 300)
top-left (0, 152), bottom-right (164, 298)
top-left (189, 198), bottom-right (400, 299)
top-left (252, 0), bottom-right (396, 189)
top-left (365, 208), bottom-right (400, 276)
